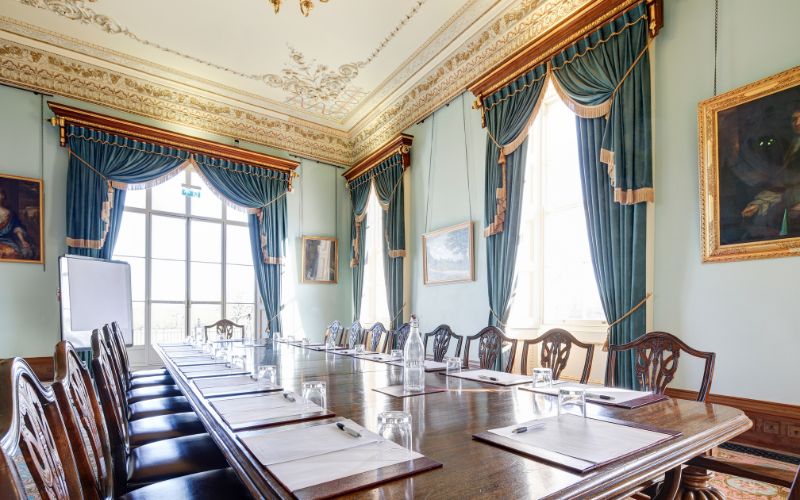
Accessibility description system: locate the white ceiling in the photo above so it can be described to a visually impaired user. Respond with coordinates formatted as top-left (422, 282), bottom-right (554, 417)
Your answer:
top-left (1, 0), bottom-right (512, 130)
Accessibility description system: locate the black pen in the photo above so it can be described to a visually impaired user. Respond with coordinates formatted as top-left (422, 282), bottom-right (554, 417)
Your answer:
top-left (511, 423), bottom-right (545, 433)
top-left (283, 392), bottom-right (295, 402)
top-left (586, 392), bottom-right (615, 401)
top-left (478, 375), bottom-right (498, 382)
top-left (336, 422), bottom-right (362, 438)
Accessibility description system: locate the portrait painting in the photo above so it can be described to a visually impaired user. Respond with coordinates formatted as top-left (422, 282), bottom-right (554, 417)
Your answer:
top-left (0, 174), bottom-right (43, 264)
top-left (422, 221), bottom-right (474, 285)
top-left (699, 65), bottom-right (800, 262)
top-left (301, 236), bottom-right (337, 283)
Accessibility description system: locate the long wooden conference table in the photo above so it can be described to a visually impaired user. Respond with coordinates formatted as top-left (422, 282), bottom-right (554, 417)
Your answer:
top-left (155, 341), bottom-right (751, 499)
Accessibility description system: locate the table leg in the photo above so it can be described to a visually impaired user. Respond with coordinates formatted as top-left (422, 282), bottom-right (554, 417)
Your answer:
top-left (675, 466), bottom-right (725, 499)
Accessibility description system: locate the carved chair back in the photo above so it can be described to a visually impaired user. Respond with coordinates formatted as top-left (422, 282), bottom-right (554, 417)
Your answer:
top-left (110, 321), bottom-right (132, 382)
top-left (521, 328), bottom-right (595, 383)
top-left (388, 323), bottom-right (410, 353)
top-left (463, 327), bottom-right (518, 373)
top-left (423, 325), bottom-right (463, 362)
top-left (324, 320), bottom-right (343, 345)
top-left (204, 319), bottom-right (245, 341)
top-left (0, 357), bottom-right (84, 499)
top-left (101, 324), bottom-right (129, 391)
top-left (0, 446), bottom-right (26, 499)
top-left (366, 323), bottom-right (388, 352)
top-left (52, 341), bottom-right (113, 500)
top-left (90, 331), bottom-right (131, 493)
top-left (347, 321), bottom-right (364, 348)
top-left (605, 331), bottom-right (716, 402)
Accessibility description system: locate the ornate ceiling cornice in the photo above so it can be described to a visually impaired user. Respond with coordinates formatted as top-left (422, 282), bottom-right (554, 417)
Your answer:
top-left (0, 0), bottom-right (592, 169)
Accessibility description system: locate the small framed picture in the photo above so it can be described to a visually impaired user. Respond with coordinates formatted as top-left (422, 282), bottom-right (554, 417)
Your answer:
top-left (0, 173), bottom-right (43, 264)
top-left (422, 221), bottom-right (474, 285)
top-left (301, 236), bottom-right (337, 284)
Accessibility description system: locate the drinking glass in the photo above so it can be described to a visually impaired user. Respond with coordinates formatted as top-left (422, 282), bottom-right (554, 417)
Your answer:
top-left (532, 367), bottom-right (553, 388)
top-left (230, 353), bottom-right (245, 370)
top-left (377, 411), bottom-right (413, 452)
top-left (558, 387), bottom-right (587, 417)
top-left (301, 337), bottom-right (310, 345)
top-left (286, 335), bottom-right (295, 343)
top-left (390, 349), bottom-right (403, 360)
top-left (301, 381), bottom-right (326, 411)
top-left (354, 344), bottom-right (365, 355)
top-left (445, 356), bottom-right (462, 375)
top-left (256, 365), bottom-right (277, 389)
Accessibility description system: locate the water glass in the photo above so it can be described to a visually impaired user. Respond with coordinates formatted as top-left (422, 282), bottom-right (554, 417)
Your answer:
top-left (301, 337), bottom-right (310, 345)
top-left (532, 367), bottom-right (553, 388)
top-left (445, 356), bottom-right (462, 375)
top-left (354, 344), bottom-right (365, 355)
top-left (256, 365), bottom-right (277, 388)
top-left (285, 335), bottom-right (295, 342)
top-left (377, 411), bottom-right (413, 452)
top-left (230, 353), bottom-right (246, 370)
top-left (390, 349), bottom-right (403, 360)
top-left (558, 387), bottom-right (587, 417)
top-left (301, 381), bottom-right (327, 411)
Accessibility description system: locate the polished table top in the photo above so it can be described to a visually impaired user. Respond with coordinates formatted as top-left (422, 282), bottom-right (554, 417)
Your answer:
top-left (155, 342), bottom-right (752, 499)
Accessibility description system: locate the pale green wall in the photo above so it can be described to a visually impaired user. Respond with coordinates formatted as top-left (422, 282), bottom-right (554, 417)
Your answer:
top-left (653, 0), bottom-right (800, 404)
top-left (0, 84), bottom-right (349, 357)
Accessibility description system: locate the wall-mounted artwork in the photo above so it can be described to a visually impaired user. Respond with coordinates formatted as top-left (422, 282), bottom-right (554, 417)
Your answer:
top-left (699, 65), bottom-right (800, 262)
top-left (422, 221), bottom-right (474, 285)
top-left (301, 236), bottom-right (337, 283)
top-left (0, 174), bottom-right (43, 264)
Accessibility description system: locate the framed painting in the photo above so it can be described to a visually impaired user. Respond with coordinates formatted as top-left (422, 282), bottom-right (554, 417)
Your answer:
top-left (0, 173), bottom-right (43, 264)
top-left (699, 65), bottom-right (800, 262)
top-left (301, 236), bottom-right (337, 284)
top-left (422, 221), bottom-right (474, 285)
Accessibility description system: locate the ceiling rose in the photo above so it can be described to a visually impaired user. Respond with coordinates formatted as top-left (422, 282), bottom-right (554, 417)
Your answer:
top-left (269, 0), bottom-right (330, 17)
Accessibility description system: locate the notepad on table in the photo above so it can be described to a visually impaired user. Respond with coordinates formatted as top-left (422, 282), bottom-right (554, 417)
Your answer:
top-left (446, 369), bottom-right (531, 386)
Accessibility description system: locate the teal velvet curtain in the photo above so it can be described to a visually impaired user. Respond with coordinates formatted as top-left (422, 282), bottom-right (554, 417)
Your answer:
top-left (482, 63), bottom-right (548, 329)
top-left (551, 3), bottom-right (652, 388)
top-left (194, 154), bottom-right (290, 336)
top-left (372, 154), bottom-right (406, 329)
top-left (348, 175), bottom-right (372, 321)
top-left (66, 125), bottom-right (189, 258)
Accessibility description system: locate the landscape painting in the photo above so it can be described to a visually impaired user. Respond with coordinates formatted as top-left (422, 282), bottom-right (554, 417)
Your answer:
top-left (302, 236), bottom-right (337, 283)
top-left (0, 173), bottom-right (43, 264)
top-left (422, 222), bottom-right (474, 285)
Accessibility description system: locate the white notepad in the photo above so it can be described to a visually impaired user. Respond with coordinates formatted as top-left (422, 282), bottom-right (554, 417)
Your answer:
top-left (527, 383), bottom-right (656, 404)
top-left (447, 369), bottom-right (531, 386)
top-left (193, 375), bottom-right (279, 397)
top-left (212, 392), bottom-right (322, 426)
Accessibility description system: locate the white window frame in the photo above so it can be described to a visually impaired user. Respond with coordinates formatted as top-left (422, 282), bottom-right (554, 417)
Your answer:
top-left (359, 182), bottom-right (390, 327)
top-left (116, 168), bottom-right (260, 364)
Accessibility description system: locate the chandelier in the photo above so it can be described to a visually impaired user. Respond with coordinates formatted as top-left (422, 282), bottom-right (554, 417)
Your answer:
top-left (268, 0), bottom-right (330, 17)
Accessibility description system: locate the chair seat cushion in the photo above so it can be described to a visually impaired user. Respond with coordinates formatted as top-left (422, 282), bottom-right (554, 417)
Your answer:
top-left (131, 367), bottom-right (170, 379)
top-left (121, 468), bottom-right (251, 499)
top-left (129, 412), bottom-right (207, 448)
top-left (129, 396), bottom-right (193, 421)
top-left (128, 385), bottom-right (183, 404)
top-left (126, 434), bottom-right (229, 491)
top-left (129, 375), bottom-right (175, 389)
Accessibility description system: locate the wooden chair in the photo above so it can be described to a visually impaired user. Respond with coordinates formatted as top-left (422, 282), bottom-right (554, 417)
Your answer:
top-left (111, 322), bottom-right (170, 380)
top-left (346, 321), bottom-right (365, 348)
top-left (324, 320), bottom-right (343, 346)
top-left (605, 331), bottom-right (715, 402)
top-left (52, 340), bottom-right (250, 499)
top-left (365, 323), bottom-right (388, 352)
top-left (387, 323), bottom-right (410, 353)
top-left (423, 325), bottom-right (463, 362)
top-left (0, 357), bottom-right (85, 498)
top-left (463, 326), bottom-right (518, 373)
top-left (521, 328), bottom-right (595, 383)
top-left (204, 319), bottom-right (245, 342)
top-left (107, 323), bottom-right (173, 390)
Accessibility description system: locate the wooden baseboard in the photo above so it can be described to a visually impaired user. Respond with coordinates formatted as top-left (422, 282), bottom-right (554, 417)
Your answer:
top-left (24, 356), bottom-right (54, 382)
top-left (666, 388), bottom-right (800, 455)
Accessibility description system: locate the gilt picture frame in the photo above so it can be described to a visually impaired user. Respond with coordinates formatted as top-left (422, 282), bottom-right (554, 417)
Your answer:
top-left (0, 173), bottom-right (44, 264)
top-left (422, 221), bottom-right (474, 285)
top-left (699, 65), bottom-right (800, 262)
top-left (301, 236), bottom-right (337, 284)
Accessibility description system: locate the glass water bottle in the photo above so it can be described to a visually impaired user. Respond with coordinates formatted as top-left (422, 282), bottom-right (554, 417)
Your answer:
top-left (403, 315), bottom-right (425, 392)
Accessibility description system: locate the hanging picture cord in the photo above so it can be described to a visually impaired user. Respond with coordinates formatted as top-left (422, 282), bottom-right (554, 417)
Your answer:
top-left (40, 94), bottom-right (46, 272)
top-left (461, 94), bottom-right (474, 223)
top-left (713, 0), bottom-right (719, 96)
top-left (423, 111), bottom-right (436, 233)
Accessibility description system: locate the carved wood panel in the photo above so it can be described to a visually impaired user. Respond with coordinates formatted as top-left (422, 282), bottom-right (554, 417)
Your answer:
top-left (425, 326), bottom-right (454, 362)
top-left (634, 338), bottom-right (681, 394)
top-left (540, 335), bottom-right (573, 380)
top-left (367, 323), bottom-right (387, 352)
top-left (392, 324), bottom-right (410, 351)
top-left (64, 356), bottom-right (106, 490)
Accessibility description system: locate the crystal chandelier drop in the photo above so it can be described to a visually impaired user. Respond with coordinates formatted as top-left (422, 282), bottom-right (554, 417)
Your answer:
top-left (268, 0), bottom-right (330, 17)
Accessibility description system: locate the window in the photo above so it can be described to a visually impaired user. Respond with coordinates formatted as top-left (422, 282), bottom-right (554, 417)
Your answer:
top-left (113, 168), bottom-right (258, 350)
top-left (508, 84), bottom-right (606, 332)
top-left (359, 183), bottom-right (390, 326)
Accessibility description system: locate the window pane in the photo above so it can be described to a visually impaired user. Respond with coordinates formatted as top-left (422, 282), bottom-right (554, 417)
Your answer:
top-left (125, 188), bottom-right (147, 209)
top-left (226, 264), bottom-right (254, 303)
top-left (226, 225), bottom-right (252, 265)
top-left (151, 259), bottom-right (186, 301)
top-left (151, 303), bottom-right (186, 344)
top-left (359, 187), bottom-right (390, 325)
top-left (132, 301), bottom-right (145, 346)
top-left (151, 171), bottom-right (186, 214)
top-left (190, 171), bottom-right (222, 219)
top-left (189, 303), bottom-right (222, 339)
top-left (190, 220), bottom-right (221, 263)
top-left (152, 215), bottom-right (186, 260)
top-left (226, 303), bottom-right (255, 340)
top-left (544, 101), bottom-right (581, 210)
top-left (226, 206), bottom-right (249, 222)
top-left (116, 256), bottom-right (145, 301)
top-left (190, 262), bottom-right (221, 302)
top-left (114, 211), bottom-right (145, 257)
